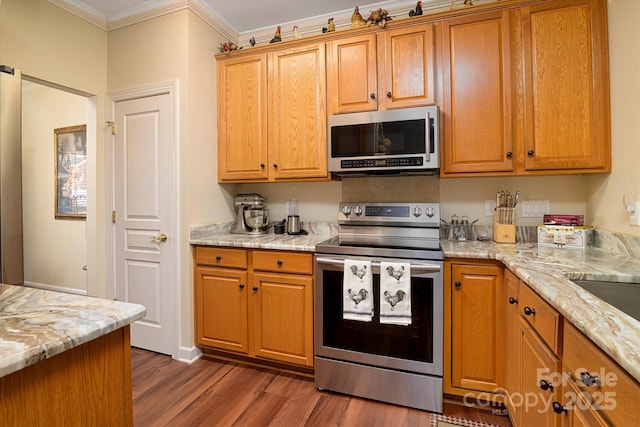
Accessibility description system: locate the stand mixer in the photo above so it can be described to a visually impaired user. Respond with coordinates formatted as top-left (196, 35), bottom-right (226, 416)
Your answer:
top-left (232, 193), bottom-right (270, 235)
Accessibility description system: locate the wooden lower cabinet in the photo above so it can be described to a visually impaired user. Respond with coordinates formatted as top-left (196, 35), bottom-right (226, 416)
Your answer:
top-left (504, 269), bottom-right (522, 425)
top-left (445, 260), bottom-right (504, 401)
top-left (518, 316), bottom-right (562, 427)
top-left (194, 246), bottom-right (314, 369)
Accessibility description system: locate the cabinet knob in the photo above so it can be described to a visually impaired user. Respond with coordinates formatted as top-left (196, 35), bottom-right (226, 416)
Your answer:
top-left (508, 297), bottom-right (518, 304)
top-left (527, 150), bottom-right (535, 156)
top-left (454, 281), bottom-right (461, 289)
top-left (238, 283), bottom-right (245, 290)
top-left (524, 306), bottom-right (536, 316)
top-left (580, 371), bottom-right (601, 387)
top-left (386, 91), bottom-right (392, 98)
top-left (506, 151), bottom-right (513, 158)
top-left (552, 402), bottom-right (567, 414)
top-left (539, 379), bottom-right (553, 391)
top-left (277, 260), bottom-right (283, 266)
top-left (252, 286), bottom-right (259, 292)
top-left (215, 255), bottom-right (222, 261)
top-left (273, 163), bottom-right (278, 169)
top-left (370, 93), bottom-right (376, 99)
top-left (260, 163), bottom-right (265, 169)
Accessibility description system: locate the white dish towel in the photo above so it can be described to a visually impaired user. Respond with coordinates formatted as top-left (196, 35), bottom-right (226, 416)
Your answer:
top-left (343, 259), bottom-right (373, 322)
top-left (380, 261), bottom-right (412, 326)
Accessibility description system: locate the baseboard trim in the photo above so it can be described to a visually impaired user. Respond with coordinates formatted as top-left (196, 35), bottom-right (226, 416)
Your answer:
top-left (21, 281), bottom-right (88, 296)
top-left (178, 345), bottom-right (202, 363)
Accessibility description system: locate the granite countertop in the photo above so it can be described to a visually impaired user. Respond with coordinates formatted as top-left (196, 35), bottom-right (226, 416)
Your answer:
top-left (0, 284), bottom-right (146, 378)
top-left (190, 221), bottom-right (338, 252)
top-left (441, 240), bottom-right (640, 383)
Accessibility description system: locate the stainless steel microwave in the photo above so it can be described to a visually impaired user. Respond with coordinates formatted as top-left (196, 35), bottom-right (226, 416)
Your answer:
top-left (327, 105), bottom-right (439, 174)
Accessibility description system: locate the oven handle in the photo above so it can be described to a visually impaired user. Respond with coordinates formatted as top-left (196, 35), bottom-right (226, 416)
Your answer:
top-left (315, 256), bottom-right (441, 273)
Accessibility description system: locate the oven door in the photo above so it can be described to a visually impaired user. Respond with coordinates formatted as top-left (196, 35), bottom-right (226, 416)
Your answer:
top-left (314, 254), bottom-right (443, 376)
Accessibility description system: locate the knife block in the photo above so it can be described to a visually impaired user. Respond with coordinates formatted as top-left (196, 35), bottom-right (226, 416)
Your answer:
top-left (493, 211), bottom-right (516, 243)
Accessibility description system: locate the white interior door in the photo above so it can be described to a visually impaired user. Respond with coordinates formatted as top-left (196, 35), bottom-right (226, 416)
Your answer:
top-left (113, 93), bottom-right (175, 355)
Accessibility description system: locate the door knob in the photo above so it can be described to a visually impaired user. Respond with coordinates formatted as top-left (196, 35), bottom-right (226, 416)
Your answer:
top-left (152, 232), bottom-right (168, 243)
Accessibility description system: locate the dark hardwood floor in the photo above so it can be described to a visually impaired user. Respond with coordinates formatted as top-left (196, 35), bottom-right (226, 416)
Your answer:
top-left (131, 348), bottom-right (511, 426)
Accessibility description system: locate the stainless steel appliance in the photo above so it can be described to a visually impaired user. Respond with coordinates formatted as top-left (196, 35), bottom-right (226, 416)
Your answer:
top-left (0, 65), bottom-right (24, 284)
top-left (328, 106), bottom-right (439, 175)
top-left (314, 202), bottom-right (443, 412)
top-left (232, 193), bottom-right (269, 235)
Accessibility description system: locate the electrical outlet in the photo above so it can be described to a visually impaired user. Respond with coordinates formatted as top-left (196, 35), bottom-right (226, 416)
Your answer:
top-left (630, 201), bottom-right (640, 226)
top-left (485, 199), bottom-right (497, 216)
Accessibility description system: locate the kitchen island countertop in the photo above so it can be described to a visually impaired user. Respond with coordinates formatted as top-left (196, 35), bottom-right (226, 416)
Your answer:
top-left (0, 284), bottom-right (146, 378)
top-left (441, 239), bottom-right (640, 384)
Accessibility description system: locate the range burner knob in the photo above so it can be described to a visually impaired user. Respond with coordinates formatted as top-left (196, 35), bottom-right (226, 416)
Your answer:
top-left (412, 207), bottom-right (422, 217)
top-left (425, 207), bottom-right (436, 217)
top-left (341, 206), bottom-right (352, 216)
top-left (353, 206), bottom-right (363, 216)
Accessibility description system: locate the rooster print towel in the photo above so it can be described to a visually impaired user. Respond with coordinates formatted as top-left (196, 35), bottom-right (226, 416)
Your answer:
top-left (380, 261), bottom-right (412, 325)
top-left (343, 259), bottom-right (373, 322)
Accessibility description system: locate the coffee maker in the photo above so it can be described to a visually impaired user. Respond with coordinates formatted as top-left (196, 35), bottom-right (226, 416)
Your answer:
top-left (232, 193), bottom-right (270, 235)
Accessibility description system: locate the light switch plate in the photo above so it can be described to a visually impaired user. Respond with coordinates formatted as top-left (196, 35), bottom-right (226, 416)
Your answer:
top-left (521, 200), bottom-right (550, 218)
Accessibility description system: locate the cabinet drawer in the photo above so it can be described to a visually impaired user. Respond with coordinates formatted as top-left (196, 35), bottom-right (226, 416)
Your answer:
top-left (195, 246), bottom-right (247, 269)
top-left (252, 251), bottom-right (312, 275)
top-left (519, 283), bottom-right (562, 354)
top-left (563, 323), bottom-right (640, 426)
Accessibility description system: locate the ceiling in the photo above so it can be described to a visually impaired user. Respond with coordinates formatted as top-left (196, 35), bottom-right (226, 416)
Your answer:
top-left (63, 0), bottom-right (407, 34)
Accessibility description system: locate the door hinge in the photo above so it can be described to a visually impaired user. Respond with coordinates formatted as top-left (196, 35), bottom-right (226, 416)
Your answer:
top-left (112, 210), bottom-right (117, 223)
top-left (106, 121), bottom-right (117, 135)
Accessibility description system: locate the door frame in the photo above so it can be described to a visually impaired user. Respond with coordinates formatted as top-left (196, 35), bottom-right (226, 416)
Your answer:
top-left (105, 81), bottom-right (180, 359)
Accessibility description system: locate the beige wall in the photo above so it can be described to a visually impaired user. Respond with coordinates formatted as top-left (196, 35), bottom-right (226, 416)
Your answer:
top-left (0, 0), bottom-right (108, 296)
top-left (22, 82), bottom-right (88, 293)
top-left (586, 0), bottom-right (640, 236)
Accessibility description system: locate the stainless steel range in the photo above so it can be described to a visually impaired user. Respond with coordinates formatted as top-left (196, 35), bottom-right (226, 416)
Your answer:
top-left (314, 202), bottom-right (443, 413)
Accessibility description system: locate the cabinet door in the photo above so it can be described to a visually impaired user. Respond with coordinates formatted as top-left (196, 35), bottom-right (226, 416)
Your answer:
top-left (268, 43), bottom-right (327, 180)
top-left (562, 378), bottom-right (609, 427)
top-left (504, 269), bottom-right (521, 426)
top-left (217, 53), bottom-right (269, 181)
top-left (326, 34), bottom-right (378, 114)
top-left (451, 263), bottom-right (504, 392)
top-left (194, 266), bottom-right (249, 353)
top-left (441, 10), bottom-right (515, 174)
top-left (522, 0), bottom-right (610, 171)
top-left (519, 317), bottom-right (561, 427)
top-left (378, 23), bottom-right (436, 109)
top-left (251, 272), bottom-right (314, 367)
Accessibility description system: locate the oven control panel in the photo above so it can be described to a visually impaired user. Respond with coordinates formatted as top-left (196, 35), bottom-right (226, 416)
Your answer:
top-left (338, 202), bottom-right (440, 227)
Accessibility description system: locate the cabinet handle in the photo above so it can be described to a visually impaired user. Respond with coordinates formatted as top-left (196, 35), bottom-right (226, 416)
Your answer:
top-left (386, 91), bottom-right (392, 98)
top-left (506, 151), bottom-right (513, 159)
top-left (580, 371), bottom-right (601, 387)
top-left (215, 255), bottom-right (222, 261)
top-left (252, 286), bottom-right (259, 292)
top-left (552, 402), bottom-right (567, 414)
top-left (238, 283), bottom-right (245, 290)
top-left (454, 281), bottom-right (461, 289)
top-left (277, 260), bottom-right (283, 266)
top-left (508, 297), bottom-right (518, 304)
top-left (539, 379), bottom-right (553, 391)
top-left (370, 93), bottom-right (376, 99)
top-left (260, 163), bottom-right (265, 169)
top-left (273, 163), bottom-right (278, 169)
top-left (527, 150), bottom-right (535, 156)
top-left (524, 306), bottom-right (536, 316)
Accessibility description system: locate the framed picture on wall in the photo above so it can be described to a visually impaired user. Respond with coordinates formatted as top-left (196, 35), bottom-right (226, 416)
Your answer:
top-left (54, 124), bottom-right (87, 219)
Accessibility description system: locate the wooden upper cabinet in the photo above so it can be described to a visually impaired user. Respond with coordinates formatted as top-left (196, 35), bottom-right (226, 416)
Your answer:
top-left (380, 24), bottom-right (436, 110)
top-left (522, 0), bottom-right (610, 172)
top-left (326, 24), bottom-right (435, 114)
top-left (268, 43), bottom-right (327, 180)
top-left (217, 53), bottom-right (268, 181)
top-left (441, 10), bottom-right (516, 175)
top-left (326, 34), bottom-right (378, 114)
